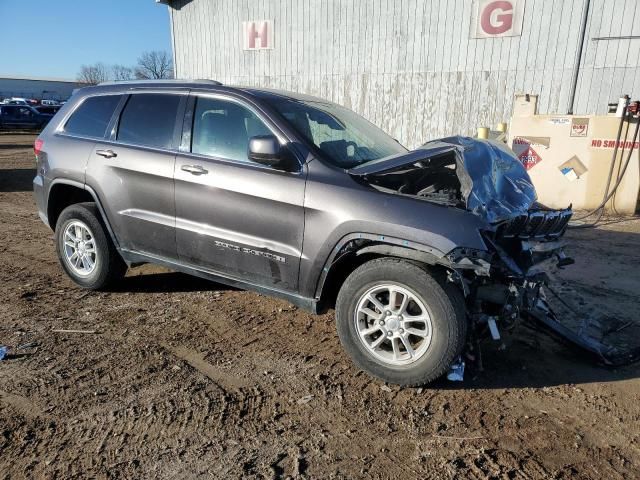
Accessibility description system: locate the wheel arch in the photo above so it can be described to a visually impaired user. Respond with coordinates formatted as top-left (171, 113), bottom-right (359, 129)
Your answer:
top-left (47, 179), bottom-right (121, 250)
top-left (314, 233), bottom-right (450, 313)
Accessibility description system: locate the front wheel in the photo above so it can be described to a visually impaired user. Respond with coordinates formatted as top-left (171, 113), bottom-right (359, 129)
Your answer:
top-left (55, 203), bottom-right (127, 289)
top-left (335, 258), bottom-right (466, 386)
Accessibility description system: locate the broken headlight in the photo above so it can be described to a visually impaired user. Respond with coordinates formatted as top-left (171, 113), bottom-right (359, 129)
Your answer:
top-left (445, 247), bottom-right (493, 275)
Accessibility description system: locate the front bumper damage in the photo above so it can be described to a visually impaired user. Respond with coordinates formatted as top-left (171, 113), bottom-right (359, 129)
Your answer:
top-left (447, 201), bottom-right (639, 368)
top-left (449, 237), bottom-right (640, 367)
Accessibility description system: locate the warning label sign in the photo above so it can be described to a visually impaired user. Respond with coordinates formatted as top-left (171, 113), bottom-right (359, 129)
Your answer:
top-left (591, 138), bottom-right (640, 149)
top-left (570, 118), bottom-right (589, 137)
top-left (517, 146), bottom-right (542, 170)
top-left (512, 137), bottom-right (544, 170)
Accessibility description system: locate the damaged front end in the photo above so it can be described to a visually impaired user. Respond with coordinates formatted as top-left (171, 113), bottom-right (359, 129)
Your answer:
top-left (351, 136), bottom-right (640, 367)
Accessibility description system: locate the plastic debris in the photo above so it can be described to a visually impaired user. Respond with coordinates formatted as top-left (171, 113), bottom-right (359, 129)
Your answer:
top-left (0, 346), bottom-right (7, 361)
top-left (487, 317), bottom-right (501, 340)
top-left (296, 395), bottom-right (314, 405)
top-left (447, 358), bottom-right (465, 382)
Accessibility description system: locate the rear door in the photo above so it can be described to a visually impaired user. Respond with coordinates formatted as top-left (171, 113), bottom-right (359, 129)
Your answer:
top-left (85, 91), bottom-right (186, 259)
top-left (174, 93), bottom-right (306, 291)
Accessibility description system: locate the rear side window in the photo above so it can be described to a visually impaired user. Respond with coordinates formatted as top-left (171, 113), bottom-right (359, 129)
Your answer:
top-left (117, 93), bottom-right (180, 149)
top-left (64, 95), bottom-right (121, 138)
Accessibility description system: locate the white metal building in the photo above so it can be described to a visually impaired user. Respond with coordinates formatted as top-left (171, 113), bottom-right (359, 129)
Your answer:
top-left (0, 76), bottom-right (82, 102)
top-left (158, 0), bottom-right (640, 148)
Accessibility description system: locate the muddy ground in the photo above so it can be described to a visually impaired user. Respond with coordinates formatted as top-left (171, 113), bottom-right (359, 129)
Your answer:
top-left (0, 132), bottom-right (639, 479)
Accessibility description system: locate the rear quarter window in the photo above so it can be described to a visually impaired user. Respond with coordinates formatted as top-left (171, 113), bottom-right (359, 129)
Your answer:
top-left (64, 95), bottom-right (122, 138)
top-left (116, 93), bottom-right (180, 149)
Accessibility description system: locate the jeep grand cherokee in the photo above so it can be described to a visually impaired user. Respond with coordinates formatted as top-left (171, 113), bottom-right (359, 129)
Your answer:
top-left (33, 80), bottom-right (576, 386)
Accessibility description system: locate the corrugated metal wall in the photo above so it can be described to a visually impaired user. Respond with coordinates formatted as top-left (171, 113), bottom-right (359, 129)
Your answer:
top-left (168, 0), bottom-right (640, 148)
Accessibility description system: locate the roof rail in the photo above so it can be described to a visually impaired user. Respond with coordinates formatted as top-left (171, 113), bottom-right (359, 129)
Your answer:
top-left (97, 79), bottom-right (223, 86)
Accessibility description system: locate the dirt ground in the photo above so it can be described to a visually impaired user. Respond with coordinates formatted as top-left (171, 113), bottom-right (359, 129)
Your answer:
top-left (1, 132), bottom-right (639, 479)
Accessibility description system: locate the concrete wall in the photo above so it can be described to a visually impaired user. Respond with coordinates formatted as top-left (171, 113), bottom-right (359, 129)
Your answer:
top-left (0, 77), bottom-right (82, 101)
top-left (166, 0), bottom-right (640, 148)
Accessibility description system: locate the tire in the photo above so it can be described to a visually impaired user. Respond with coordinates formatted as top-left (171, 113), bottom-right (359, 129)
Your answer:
top-left (54, 202), bottom-right (127, 290)
top-left (335, 258), bottom-right (466, 386)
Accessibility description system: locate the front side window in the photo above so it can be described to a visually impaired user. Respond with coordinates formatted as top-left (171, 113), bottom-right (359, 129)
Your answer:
top-left (263, 97), bottom-right (407, 168)
top-left (117, 93), bottom-right (181, 149)
top-left (64, 95), bottom-right (121, 138)
top-left (191, 96), bottom-right (272, 163)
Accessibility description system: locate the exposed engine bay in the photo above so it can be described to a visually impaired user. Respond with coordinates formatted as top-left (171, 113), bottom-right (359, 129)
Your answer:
top-left (359, 150), bottom-right (463, 207)
top-left (350, 136), bottom-right (640, 368)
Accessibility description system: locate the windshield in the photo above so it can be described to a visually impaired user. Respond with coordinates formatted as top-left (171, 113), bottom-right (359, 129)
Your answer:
top-left (264, 97), bottom-right (407, 168)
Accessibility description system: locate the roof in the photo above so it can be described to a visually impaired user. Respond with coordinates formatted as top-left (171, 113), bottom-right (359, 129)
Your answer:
top-left (74, 79), bottom-right (230, 97)
top-left (97, 79), bottom-right (222, 87)
top-left (78, 79), bottom-right (336, 106)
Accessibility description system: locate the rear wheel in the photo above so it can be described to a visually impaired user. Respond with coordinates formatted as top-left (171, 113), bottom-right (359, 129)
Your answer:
top-left (55, 203), bottom-right (126, 289)
top-left (335, 258), bottom-right (466, 386)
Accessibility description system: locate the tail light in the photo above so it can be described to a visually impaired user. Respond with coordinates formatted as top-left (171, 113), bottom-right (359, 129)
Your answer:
top-left (34, 138), bottom-right (44, 156)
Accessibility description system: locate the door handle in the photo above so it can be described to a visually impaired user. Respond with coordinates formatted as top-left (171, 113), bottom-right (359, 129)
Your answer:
top-left (181, 164), bottom-right (209, 175)
top-left (96, 149), bottom-right (117, 159)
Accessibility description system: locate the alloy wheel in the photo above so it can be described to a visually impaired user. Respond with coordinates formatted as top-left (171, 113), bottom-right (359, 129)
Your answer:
top-left (62, 220), bottom-right (98, 276)
top-left (353, 283), bottom-right (433, 365)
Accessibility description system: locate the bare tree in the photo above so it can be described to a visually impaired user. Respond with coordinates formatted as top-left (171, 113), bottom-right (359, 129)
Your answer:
top-left (112, 64), bottom-right (134, 81)
top-left (77, 63), bottom-right (110, 85)
top-left (134, 51), bottom-right (174, 80)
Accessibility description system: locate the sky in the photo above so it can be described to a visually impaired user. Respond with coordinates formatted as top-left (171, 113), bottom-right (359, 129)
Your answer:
top-left (0, 0), bottom-right (172, 80)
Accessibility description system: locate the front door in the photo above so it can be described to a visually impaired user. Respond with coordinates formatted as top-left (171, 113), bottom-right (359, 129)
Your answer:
top-left (86, 92), bottom-right (186, 259)
top-left (174, 94), bottom-right (305, 292)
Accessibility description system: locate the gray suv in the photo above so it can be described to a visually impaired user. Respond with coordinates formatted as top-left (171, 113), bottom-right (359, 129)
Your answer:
top-left (33, 80), bottom-right (574, 386)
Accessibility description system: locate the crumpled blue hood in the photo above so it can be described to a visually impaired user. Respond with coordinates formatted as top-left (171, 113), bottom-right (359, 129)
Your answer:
top-left (349, 136), bottom-right (538, 224)
top-left (435, 136), bottom-right (538, 224)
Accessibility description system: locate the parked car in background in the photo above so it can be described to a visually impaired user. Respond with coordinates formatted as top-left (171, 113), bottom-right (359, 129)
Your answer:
top-left (1, 97), bottom-right (40, 106)
top-left (41, 99), bottom-right (60, 106)
top-left (0, 104), bottom-right (53, 130)
top-left (34, 105), bottom-right (61, 115)
top-left (2, 97), bottom-right (30, 106)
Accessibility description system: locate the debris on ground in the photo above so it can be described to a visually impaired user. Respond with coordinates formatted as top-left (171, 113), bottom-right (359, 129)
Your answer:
top-left (447, 358), bottom-right (465, 382)
top-left (296, 394), bottom-right (314, 405)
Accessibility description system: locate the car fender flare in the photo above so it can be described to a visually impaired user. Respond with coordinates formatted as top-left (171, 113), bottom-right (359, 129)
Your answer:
top-left (313, 233), bottom-right (448, 300)
top-left (48, 178), bottom-right (121, 250)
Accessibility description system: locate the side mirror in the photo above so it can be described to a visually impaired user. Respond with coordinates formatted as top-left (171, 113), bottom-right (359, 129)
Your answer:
top-left (248, 135), bottom-right (298, 172)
